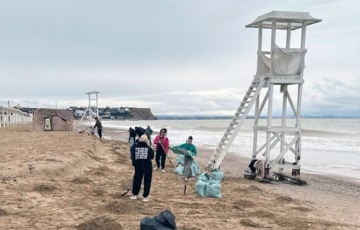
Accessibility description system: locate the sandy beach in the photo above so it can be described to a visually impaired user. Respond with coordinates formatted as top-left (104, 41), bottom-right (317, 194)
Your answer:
top-left (0, 124), bottom-right (359, 230)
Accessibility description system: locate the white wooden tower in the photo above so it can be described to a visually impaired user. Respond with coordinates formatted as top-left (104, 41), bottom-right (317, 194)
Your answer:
top-left (207, 11), bottom-right (321, 178)
top-left (77, 91), bottom-right (100, 128)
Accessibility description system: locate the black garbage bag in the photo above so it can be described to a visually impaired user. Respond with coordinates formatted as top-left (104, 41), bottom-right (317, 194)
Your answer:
top-left (140, 210), bottom-right (177, 230)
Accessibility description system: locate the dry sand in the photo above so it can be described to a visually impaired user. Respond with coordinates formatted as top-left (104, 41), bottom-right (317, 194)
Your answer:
top-left (0, 124), bottom-right (359, 230)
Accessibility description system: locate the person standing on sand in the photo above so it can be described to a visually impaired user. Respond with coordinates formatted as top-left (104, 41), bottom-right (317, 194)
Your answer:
top-left (153, 128), bottom-right (169, 173)
top-left (173, 136), bottom-right (197, 181)
top-left (93, 117), bottom-right (102, 138)
top-left (130, 135), bottom-right (154, 202)
top-left (128, 127), bottom-right (136, 146)
top-left (145, 125), bottom-right (153, 146)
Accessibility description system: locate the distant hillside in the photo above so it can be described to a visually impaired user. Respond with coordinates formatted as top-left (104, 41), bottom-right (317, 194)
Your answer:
top-left (129, 108), bottom-right (156, 120)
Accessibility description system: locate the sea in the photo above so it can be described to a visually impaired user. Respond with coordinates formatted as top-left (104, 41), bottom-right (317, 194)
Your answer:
top-left (98, 118), bottom-right (360, 183)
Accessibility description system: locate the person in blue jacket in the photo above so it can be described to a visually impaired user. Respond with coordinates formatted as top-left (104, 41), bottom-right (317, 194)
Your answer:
top-left (130, 135), bottom-right (154, 202)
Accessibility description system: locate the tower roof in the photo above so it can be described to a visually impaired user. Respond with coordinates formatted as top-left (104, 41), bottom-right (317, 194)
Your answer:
top-left (86, 91), bottom-right (100, 94)
top-left (246, 11), bottom-right (322, 30)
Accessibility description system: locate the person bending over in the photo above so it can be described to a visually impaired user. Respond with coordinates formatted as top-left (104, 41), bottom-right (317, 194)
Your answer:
top-left (135, 126), bottom-right (146, 138)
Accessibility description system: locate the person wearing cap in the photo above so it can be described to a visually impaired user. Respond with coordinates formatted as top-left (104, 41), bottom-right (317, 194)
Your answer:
top-left (173, 136), bottom-right (197, 181)
top-left (130, 135), bottom-right (154, 202)
top-left (153, 128), bottom-right (169, 173)
top-left (93, 117), bottom-right (102, 138)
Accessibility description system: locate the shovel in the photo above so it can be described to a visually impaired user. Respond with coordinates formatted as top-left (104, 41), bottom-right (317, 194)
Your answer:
top-left (158, 141), bottom-right (174, 168)
top-left (120, 174), bottom-right (134, 197)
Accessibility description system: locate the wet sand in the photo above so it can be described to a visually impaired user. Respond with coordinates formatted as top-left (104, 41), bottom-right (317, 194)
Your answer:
top-left (0, 124), bottom-right (359, 229)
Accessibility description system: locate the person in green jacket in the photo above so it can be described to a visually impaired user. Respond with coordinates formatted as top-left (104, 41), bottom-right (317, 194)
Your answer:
top-left (173, 136), bottom-right (197, 181)
top-left (93, 117), bottom-right (102, 138)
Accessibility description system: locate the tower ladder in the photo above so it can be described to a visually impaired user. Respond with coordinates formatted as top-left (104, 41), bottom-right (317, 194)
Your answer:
top-left (207, 76), bottom-right (266, 169)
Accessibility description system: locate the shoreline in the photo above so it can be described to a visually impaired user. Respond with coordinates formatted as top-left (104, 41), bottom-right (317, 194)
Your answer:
top-left (100, 124), bottom-right (360, 182)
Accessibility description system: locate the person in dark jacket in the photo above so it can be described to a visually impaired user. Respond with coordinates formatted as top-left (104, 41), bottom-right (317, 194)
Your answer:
top-left (135, 126), bottom-right (146, 138)
top-left (130, 135), bottom-right (154, 202)
top-left (145, 125), bottom-right (153, 146)
top-left (128, 127), bottom-right (136, 146)
top-left (93, 117), bottom-right (102, 138)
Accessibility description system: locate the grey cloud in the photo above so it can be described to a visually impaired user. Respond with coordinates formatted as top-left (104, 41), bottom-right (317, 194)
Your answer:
top-left (302, 77), bottom-right (360, 115)
top-left (0, 1), bottom-right (359, 116)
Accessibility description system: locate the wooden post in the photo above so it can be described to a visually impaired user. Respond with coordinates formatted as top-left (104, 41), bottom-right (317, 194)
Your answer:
top-left (301, 23), bottom-right (307, 49)
top-left (295, 84), bottom-right (303, 167)
top-left (96, 93), bottom-right (99, 117)
top-left (280, 85), bottom-right (288, 173)
top-left (252, 91), bottom-right (260, 159)
top-left (286, 23), bottom-right (291, 49)
top-left (256, 26), bottom-right (263, 75)
top-left (270, 20), bottom-right (276, 76)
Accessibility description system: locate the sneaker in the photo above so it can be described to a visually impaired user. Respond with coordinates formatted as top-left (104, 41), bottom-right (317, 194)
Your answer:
top-left (130, 195), bottom-right (138, 200)
top-left (154, 167), bottom-right (158, 170)
top-left (142, 197), bottom-right (149, 202)
top-left (161, 169), bottom-right (165, 173)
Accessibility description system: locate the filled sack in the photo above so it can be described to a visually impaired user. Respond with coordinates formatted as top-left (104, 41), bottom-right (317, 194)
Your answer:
top-left (190, 161), bottom-right (201, 177)
top-left (205, 180), bottom-right (222, 198)
top-left (176, 155), bottom-right (184, 164)
top-left (210, 168), bottom-right (224, 182)
top-left (140, 209), bottom-right (177, 230)
top-left (173, 165), bottom-right (184, 175)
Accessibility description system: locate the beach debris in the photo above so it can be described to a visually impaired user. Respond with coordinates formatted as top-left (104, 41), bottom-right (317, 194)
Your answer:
top-left (273, 172), bottom-right (307, 185)
top-left (76, 216), bottom-right (123, 230)
top-left (243, 170), bottom-right (256, 180)
top-left (28, 165), bottom-right (35, 173)
top-left (1, 175), bottom-right (26, 181)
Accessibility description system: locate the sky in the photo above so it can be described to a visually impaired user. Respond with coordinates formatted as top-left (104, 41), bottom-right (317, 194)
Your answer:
top-left (0, 0), bottom-right (359, 116)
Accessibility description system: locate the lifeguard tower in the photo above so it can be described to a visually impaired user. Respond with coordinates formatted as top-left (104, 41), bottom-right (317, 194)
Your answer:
top-left (77, 91), bottom-right (100, 128)
top-left (207, 11), bottom-right (322, 179)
